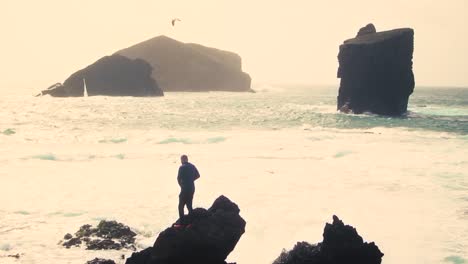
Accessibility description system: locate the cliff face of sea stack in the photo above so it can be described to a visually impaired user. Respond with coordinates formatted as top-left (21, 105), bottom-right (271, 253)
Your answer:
top-left (337, 23), bottom-right (415, 115)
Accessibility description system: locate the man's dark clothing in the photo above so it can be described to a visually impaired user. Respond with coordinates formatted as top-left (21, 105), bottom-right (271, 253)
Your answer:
top-left (177, 162), bottom-right (200, 220)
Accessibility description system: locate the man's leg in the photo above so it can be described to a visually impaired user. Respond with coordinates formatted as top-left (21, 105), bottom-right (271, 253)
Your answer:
top-left (178, 192), bottom-right (186, 220)
top-left (186, 190), bottom-right (194, 215)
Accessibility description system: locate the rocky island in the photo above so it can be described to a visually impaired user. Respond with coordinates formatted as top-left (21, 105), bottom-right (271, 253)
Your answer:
top-left (337, 23), bottom-right (415, 115)
top-left (38, 55), bottom-right (163, 97)
top-left (116, 35), bottom-right (252, 92)
top-left (38, 36), bottom-right (252, 97)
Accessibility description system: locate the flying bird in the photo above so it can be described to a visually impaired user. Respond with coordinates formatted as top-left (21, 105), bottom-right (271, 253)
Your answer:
top-left (171, 18), bottom-right (181, 26)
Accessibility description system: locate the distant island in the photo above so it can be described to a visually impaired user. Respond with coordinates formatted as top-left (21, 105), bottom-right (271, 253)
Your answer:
top-left (37, 36), bottom-right (252, 97)
top-left (116, 36), bottom-right (252, 93)
top-left (38, 55), bottom-right (163, 97)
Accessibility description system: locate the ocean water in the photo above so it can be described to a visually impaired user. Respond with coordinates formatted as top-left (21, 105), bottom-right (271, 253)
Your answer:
top-left (0, 85), bottom-right (467, 264)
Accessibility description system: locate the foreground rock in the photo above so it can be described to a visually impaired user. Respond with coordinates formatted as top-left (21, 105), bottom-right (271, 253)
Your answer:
top-left (126, 195), bottom-right (246, 264)
top-left (116, 36), bottom-right (253, 92)
top-left (38, 55), bottom-right (163, 97)
top-left (337, 23), bottom-right (415, 115)
top-left (273, 215), bottom-right (383, 264)
top-left (62, 220), bottom-right (137, 250)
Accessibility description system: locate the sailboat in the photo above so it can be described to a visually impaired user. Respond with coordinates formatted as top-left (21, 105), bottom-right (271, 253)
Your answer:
top-left (83, 78), bottom-right (88, 97)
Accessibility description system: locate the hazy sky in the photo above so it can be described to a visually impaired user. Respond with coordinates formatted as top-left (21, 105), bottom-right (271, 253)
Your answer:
top-left (1, 0), bottom-right (467, 93)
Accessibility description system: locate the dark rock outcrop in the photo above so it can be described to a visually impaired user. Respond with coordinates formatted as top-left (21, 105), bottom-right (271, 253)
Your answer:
top-left (63, 237), bottom-right (82, 248)
top-left (273, 215), bottom-right (383, 264)
top-left (126, 195), bottom-right (246, 264)
top-left (116, 36), bottom-right (252, 92)
top-left (1, 253), bottom-right (21, 259)
top-left (38, 83), bottom-right (69, 97)
top-left (62, 220), bottom-right (137, 250)
top-left (356, 23), bottom-right (377, 37)
top-left (337, 24), bottom-right (415, 115)
top-left (38, 55), bottom-right (163, 97)
top-left (86, 239), bottom-right (124, 250)
top-left (86, 258), bottom-right (116, 264)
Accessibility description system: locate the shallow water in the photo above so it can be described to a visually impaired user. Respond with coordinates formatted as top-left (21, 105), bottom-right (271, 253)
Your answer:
top-left (0, 86), bottom-right (467, 263)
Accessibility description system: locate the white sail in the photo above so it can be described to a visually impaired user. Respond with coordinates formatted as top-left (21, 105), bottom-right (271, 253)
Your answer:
top-left (83, 78), bottom-right (88, 97)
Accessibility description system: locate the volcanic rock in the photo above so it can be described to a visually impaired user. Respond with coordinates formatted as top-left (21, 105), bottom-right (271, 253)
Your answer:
top-left (63, 237), bottom-right (82, 248)
top-left (126, 195), bottom-right (246, 264)
top-left (62, 220), bottom-right (137, 250)
top-left (337, 24), bottom-right (415, 115)
top-left (273, 215), bottom-right (384, 264)
top-left (356, 23), bottom-right (377, 37)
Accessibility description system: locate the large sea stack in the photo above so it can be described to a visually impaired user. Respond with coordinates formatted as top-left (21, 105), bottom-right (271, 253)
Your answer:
top-left (116, 36), bottom-right (253, 92)
top-left (126, 195), bottom-right (246, 264)
top-left (337, 24), bottom-right (415, 115)
top-left (38, 55), bottom-right (163, 97)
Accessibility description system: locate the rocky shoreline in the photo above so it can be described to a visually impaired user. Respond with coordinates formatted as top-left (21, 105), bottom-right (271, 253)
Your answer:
top-left (60, 196), bottom-right (383, 264)
top-left (61, 220), bottom-right (137, 251)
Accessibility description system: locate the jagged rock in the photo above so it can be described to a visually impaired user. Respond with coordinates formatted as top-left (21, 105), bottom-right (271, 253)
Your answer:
top-left (38, 55), bottom-right (163, 97)
top-left (86, 258), bottom-right (116, 264)
top-left (64, 233), bottom-right (73, 240)
top-left (63, 237), bottom-right (82, 248)
top-left (86, 239), bottom-right (122, 250)
top-left (36, 83), bottom-right (67, 97)
top-left (273, 215), bottom-right (384, 264)
top-left (126, 195), bottom-right (246, 264)
top-left (94, 220), bottom-right (137, 246)
top-left (337, 24), bottom-right (415, 115)
top-left (357, 23), bottom-right (377, 37)
top-left (116, 36), bottom-right (253, 92)
top-left (7, 254), bottom-right (21, 259)
top-left (62, 220), bottom-right (137, 250)
top-left (76, 224), bottom-right (96, 238)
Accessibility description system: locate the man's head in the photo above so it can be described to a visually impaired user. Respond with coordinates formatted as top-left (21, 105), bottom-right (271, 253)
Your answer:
top-left (180, 154), bottom-right (188, 164)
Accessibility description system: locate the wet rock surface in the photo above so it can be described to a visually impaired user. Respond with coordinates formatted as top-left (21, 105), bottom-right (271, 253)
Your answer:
top-left (62, 220), bottom-right (137, 250)
top-left (126, 195), bottom-right (246, 264)
top-left (273, 215), bottom-right (384, 264)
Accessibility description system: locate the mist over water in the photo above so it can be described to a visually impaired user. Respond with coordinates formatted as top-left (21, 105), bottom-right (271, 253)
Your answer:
top-left (0, 86), bottom-right (467, 264)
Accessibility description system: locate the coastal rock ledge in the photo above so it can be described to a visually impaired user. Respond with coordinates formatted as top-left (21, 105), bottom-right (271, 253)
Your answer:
top-left (37, 54), bottom-right (163, 97)
top-left (126, 195), bottom-right (246, 264)
top-left (273, 215), bottom-right (384, 264)
top-left (337, 23), bottom-right (415, 115)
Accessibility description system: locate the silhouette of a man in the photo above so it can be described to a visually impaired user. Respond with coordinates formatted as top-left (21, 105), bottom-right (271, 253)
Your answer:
top-left (177, 155), bottom-right (200, 220)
